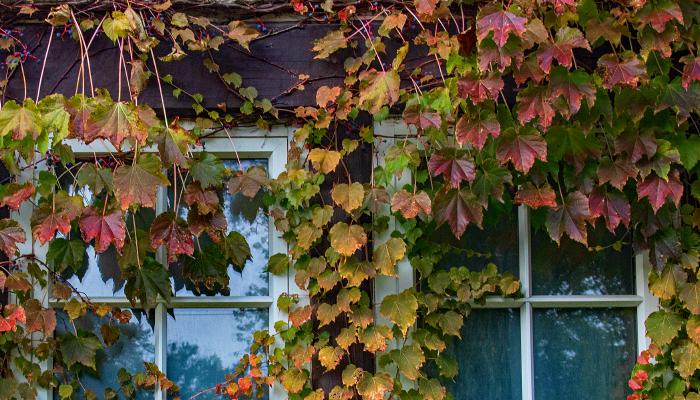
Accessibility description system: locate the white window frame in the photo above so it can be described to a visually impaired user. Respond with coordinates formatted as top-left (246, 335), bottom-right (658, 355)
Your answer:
top-left (373, 120), bottom-right (659, 400)
top-left (16, 126), bottom-right (291, 400)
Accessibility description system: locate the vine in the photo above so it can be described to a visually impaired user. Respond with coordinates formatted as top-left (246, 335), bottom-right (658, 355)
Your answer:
top-left (0, 1), bottom-right (696, 400)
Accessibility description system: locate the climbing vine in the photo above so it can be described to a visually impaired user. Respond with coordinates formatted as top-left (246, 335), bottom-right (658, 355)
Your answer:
top-left (0, 0), bottom-right (697, 399)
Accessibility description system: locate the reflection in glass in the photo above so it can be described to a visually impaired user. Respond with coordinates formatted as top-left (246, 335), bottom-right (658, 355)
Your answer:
top-left (444, 309), bottom-right (521, 400)
top-left (433, 207), bottom-right (519, 276)
top-left (533, 308), bottom-right (636, 400)
top-left (170, 159), bottom-right (269, 296)
top-left (167, 308), bottom-right (268, 399)
top-left (531, 224), bottom-right (634, 295)
top-left (54, 310), bottom-right (155, 399)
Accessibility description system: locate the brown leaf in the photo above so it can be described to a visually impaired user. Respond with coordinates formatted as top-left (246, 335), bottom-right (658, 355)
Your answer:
top-left (546, 191), bottom-right (591, 245)
top-left (149, 211), bottom-right (194, 262)
top-left (228, 166), bottom-right (269, 198)
top-left (391, 189), bottom-right (432, 219)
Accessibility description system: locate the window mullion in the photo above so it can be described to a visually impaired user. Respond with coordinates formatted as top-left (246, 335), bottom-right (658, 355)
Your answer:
top-left (518, 205), bottom-right (535, 400)
top-left (154, 184), bottom-right (168, 400)
top-left (635, 252), bottom-right (658, 354)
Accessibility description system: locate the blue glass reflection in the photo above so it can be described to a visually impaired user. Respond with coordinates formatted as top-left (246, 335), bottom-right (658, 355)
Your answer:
top-left (444, 309), bottom-right (521, 400)
top-left (533, 308), bottom-right (637, 400)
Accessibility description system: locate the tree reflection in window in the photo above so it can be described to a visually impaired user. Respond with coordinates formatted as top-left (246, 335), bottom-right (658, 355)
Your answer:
top-left (166, 308), bottom-right (268, 399)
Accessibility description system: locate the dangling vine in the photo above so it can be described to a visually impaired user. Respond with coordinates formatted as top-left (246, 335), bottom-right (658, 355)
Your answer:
top-left (0, 0), bottom-right (697, 399)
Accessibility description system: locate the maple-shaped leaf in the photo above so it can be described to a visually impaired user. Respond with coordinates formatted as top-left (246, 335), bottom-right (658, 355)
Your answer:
top-left (113, 154), bottom-right (169, 210)
top-left (589, 188), bottom-right (631, 233)
top-left (546, 126), bottom-right (602, 172)
top-left (155, 121), bottom-right (195, 167)
top-left (391, 189), bottom-right (432, 219)
top-left (661, 78), bottom-right (700, 124)
top-left (516, 85), bottom-right (555, 129)
top-left (637, 170), bottom-right (683, 212)
top-left (308, 148), bottom-right (342, 174)
top-left (76, 164), bottom-right (114, 194)
top-left (0, 219), bottom-right (25, 257)
top-left (549, 68), bottom-right (596, 118)
top-left (312, 30), bottom-right (348, 59)
top-left (24, 299), bottom-right (56, 336)
top-left (540, 0), bottom-right (576, 15)
top-left (433, 188), bottom-right (483, 239)
top-left (357, 69), bottom-right (400, 114)
top-left (183, 181), bottom-right (220, 215)
top-left (545, 190), bottom-right (591, 245)
top-left (414, 0), bottom-right (438, 15)
top-left (0, 99), bottom-right (42, 140)
top-left (514, 182), bottom-right (557, 209)
top-left (478, 38), bottom-right (525, 72)
top-left (476, 8), bottom-right (527, 47)
top-left (124, 257), bottom-right (172, 309)
top-left (227, 165), bottom-right (269, 198)
top-left (637, 1), bottom-right (683, 33)
top-left (514, 55), bottom-right (545, 85)
top-left (188, 207), bottom-right (227, 240)
top-left (496, 128), bottom-right (548, 173)
top-left (473, 160), bottom-right (512, 204)
top-left (329, 222), bottom-right (367, 256)
top-left (227, 20), bottom-right (260, 51)
top-left (79, 206), bottom-right (126, 253)
top-left (614, 130), bottom-right (657, 163)
top-left (402, 103), bottom-right (442, 130)
top-left (536, 27), bottom-right (591, 74)
top-left (221, 231), bottom-right (251, 269)
top-left (84, 97), bottom-right (147, 148)
top-left (183, 243), bottom-right (229, 291)
top-left (597, 157), bottom-right (637, 190)
top-left (31, 193), bottom-right (83, 244)
top-left (0, 182), bottom-right (35, 210)
top-left (455, 110), bottom-right (500, 150)
top-left (428, 148), bottom-right (475, 187)
top-left (681, 56), bottom-right (700, 89)
top-left (149, 211), bottom-right (194, 262)
top-left (190, 152), bottom-right (225, 189)
top-left (332, 182), bottom-right (365, 213)
top-left (598, 53), bottom-right (647, 89)
top-left (456, 74), bottom-right (504, 104)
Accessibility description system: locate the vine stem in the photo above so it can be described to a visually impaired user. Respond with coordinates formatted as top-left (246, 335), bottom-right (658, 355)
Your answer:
top-left (149, 47), bottom-right (169, 127)
top-left (35, 26), bottom-right (54, 100)
top-left (71, 9), bottom-right (95, 96)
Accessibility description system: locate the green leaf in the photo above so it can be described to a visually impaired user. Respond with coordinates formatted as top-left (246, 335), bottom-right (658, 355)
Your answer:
top-left (373, 237), bottom-right (406, 276)
top-left (103, 11), bottom-right (132, 41)
top-left (183, 243), bottom-right (229, 291)
top-left (672, 340), bottom-right (700, 378)
top-left (46, 238), bottom-right (86, 273)
top-left (267, 253), bottom-right (289, 275)
top-left (58, 384), bottom-right (73, 399)
top-left (418, 378), bottom-right (446, 400)
top-left (221, 231), bottom-right (251, 270)
top-left (681, 281), bottom-right (700, 314)
top-left (76, 164), bottom-right (114, 194)
top-left (222, 72), bottom-right (243, 88)
top-left (380, 289), bottom-right (418, 335)
top-left (357, 372), bottom-right (393, 400)
top-left (123, 257), bottom-right (172, 309)
top-left (646, 310), bottom-right (683, 345)
top-left (280, 368), bottom-right (308, 393)
top-left (388, 343), bottom-right (425, 380)
top-left (60, 333), bottom-right (102, 369)
top-left (0, 99), bottom-right (42, 140)
top-left (190, 152), bottom-right (225, 189)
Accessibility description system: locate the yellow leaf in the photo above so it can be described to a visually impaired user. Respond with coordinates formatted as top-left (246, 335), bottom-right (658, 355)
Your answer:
top-left (332, 183), bottom-right (365, 213)
top-left (329, 222), bottom-right (367, 256)
top-left (308, 148), bottom-right (342, 174)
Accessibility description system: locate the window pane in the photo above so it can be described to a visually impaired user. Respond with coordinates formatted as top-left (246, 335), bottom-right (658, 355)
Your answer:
top-left (444, 309), bottom-right (521, 400)
top-left (531, 224), bottom-right (634, 295)
top-left (533, 308), bottom-right (636, 400)
top-left (434, 207), bottom-right (519, 276)
top-left (167, 308), bottom-right (268, 399)
top-left (171, 159), bottom-right (269, 296)
top-left (55, 310), bottom-right (155, 398)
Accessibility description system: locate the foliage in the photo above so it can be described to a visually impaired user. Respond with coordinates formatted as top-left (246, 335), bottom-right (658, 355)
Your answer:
top-left (0, 0), bottom-right (696, 399)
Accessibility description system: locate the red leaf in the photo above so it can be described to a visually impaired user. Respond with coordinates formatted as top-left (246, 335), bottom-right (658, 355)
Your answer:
top-left (514, 56), bottom-right (545, 86)
top-left (514, 183), bottom-right (557, 209)
top-left (0, 183), bottom-right (35, 210)
top-left (478, 39), bottom-right (524, 72)
top-left (84, 101), bottom-right (148, 148)
top-left (402, 104), bottom-right (442, 130)
top-left (681, 56), bottom-right (700, 90)
top-left (428, 149), bottom-right (476, 187)
top-left (614, 131), bottom-right (657, 163)
top-left (589, 188), bottom-right (631, 233)
top-left (79, 206), bottom-right (126, 253)
top-left (517, 86), bottom-right (555, 129)
top-left (637, 170), bottom-right (684, 212)
top-left (0, 219), bottom-right (26, 257)
top-left (496, 130), bottom-right (548, 173)
top-left (476, 9), bottom-right (527, 47)
top-left (0, 305), bottom-right (25, 333)
top-left (31, 194), bottom-right (83, 245)
top-left (540, 0), bottom-right (576, 15)
top-left (549, 69), bottom-right (596, 117)
top-left (455, 112), bottom-right (500, 150)
top-left (390, 189), bottom-right (432, 219)
top-left (536, 27), bottom-right (591, 74)
top-left (457, 74), bottom-right (504, 104)
top-left (183, 182), bottom-right (220, 215)
top-left (433, 188), bottom-right (483, 239)
top-left (149, 211), bottom-right (194, 262)
top-left (546, 191), bottom-right (591, 245)
top-left (637, 2), bottom-right (683, 33)
top-left (597, 157), bottom-right (637, 190)
top-left (598, 54), bottom-right (647, 89)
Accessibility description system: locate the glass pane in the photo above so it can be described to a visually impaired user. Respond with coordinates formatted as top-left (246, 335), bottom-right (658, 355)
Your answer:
top-left (54, 310), bottom-right (155, 399)
top-left (533, 308), bottom-right (637, 400)
top-left (167, 308), bottom-right (268, 399)
top-left (531, 224), bottom-right (634, 295)
top-left (444, 309), bottom-right (521, 400)
top-left (170, 159), bottom-right (269, 296)
top-left (434, 206), bottom-right (519, 276)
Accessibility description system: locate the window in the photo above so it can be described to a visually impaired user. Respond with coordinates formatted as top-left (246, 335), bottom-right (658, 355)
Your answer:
top-left (42, 129), bottom-right (290, 400)
top-left (373, 121), bottom-right (657, 400)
